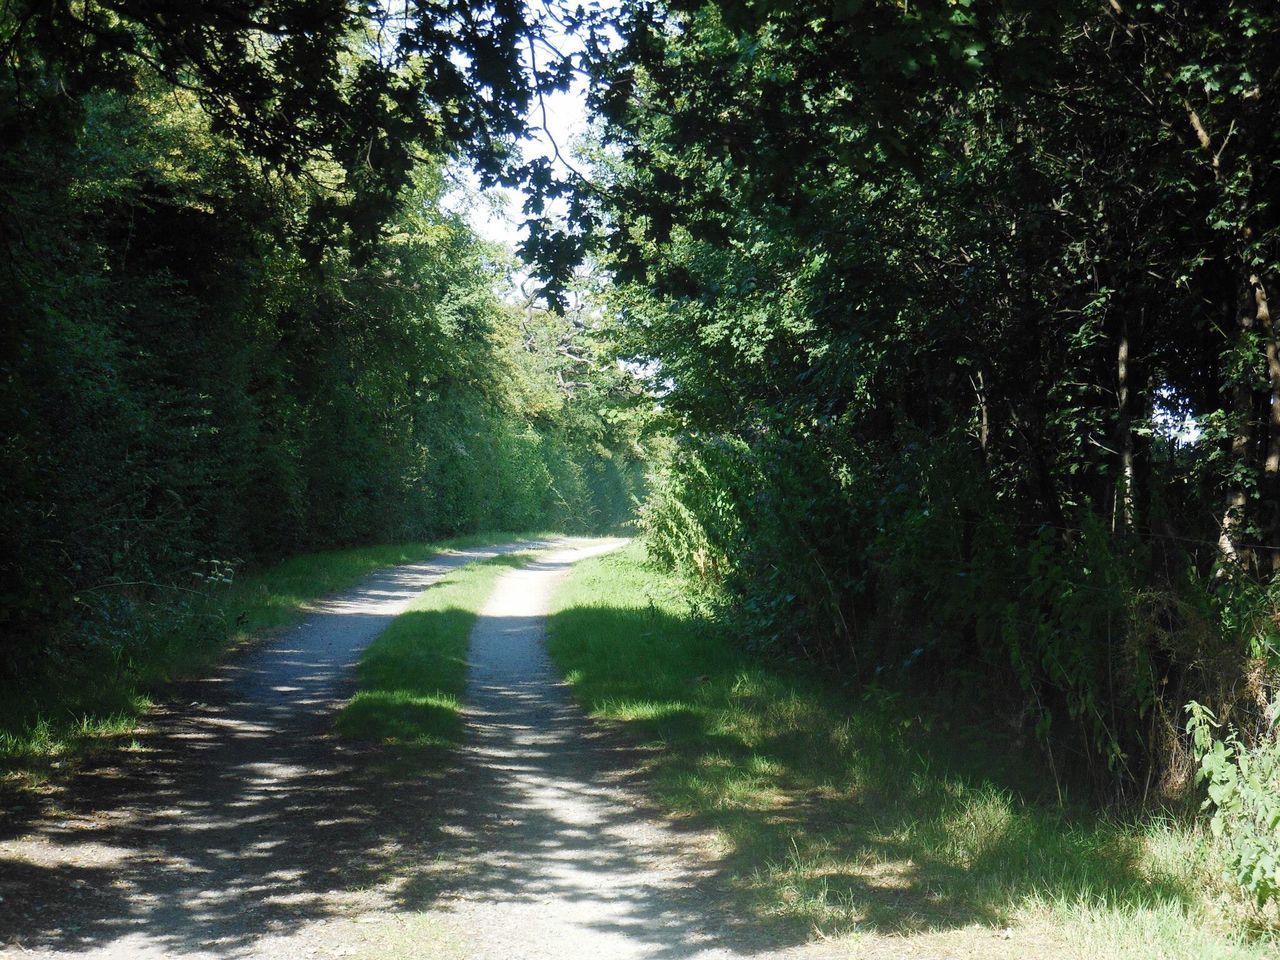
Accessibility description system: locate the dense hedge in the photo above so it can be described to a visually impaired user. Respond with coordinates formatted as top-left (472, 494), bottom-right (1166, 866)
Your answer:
top-left (1, 73), bottom-right (647, 689)
top-left (591, 1), bottom-right (1280, 801)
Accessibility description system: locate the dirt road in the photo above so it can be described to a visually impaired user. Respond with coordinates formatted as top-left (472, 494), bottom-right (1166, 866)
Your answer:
top-left (0, 541), bottom-right (543, 957)
top-left (0, 539), bottom-right (803, 960)
top-left (427, 539), bottom-right (767, 960)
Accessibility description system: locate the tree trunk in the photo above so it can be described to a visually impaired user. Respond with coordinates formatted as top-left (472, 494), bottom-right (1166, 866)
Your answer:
top-left (1252, 274), bottom-right (1280, 572)
top-left (1116, 317), bottom-right (1135, 531)
top-left (1219, 281), bottom-right (1260, 571)
top-left (974, 370), bottom-right (990, 463)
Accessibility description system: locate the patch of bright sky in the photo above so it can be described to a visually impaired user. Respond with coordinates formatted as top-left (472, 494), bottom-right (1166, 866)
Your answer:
top-left (1153, 385), bottom-right (1201, 445)
top-left (443, 4), bottom-right (597, 257)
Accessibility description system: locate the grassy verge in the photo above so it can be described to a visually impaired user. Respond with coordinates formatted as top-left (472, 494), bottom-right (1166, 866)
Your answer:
top-left (0, 532), bottom-right (549, 782)
top-left (336, 552), bottom-right (530, 752)
top-left (546, 541), bottom-right (1276, 960)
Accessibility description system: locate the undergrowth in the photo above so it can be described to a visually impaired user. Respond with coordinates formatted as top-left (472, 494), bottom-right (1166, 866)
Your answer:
top-left (546, 541), bottom-right (1279, 959)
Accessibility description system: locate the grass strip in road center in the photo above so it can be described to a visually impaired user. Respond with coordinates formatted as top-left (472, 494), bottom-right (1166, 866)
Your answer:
top-left (337, 552), bottom-right (532, 752)
top-left (546, 541), bottom-right (1275, 960)
top-left (222, 532), bottom-right (552, 642)
top-left (1, 533), bottom-right (548, 783)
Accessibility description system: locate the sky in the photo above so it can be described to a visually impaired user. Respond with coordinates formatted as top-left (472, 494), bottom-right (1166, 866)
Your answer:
top-left (446, 10), bottom-right (595, 255)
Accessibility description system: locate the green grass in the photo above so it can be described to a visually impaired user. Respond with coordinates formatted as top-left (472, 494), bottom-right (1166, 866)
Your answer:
top-left (546, 541), bottom-right (1279, 959)
top-left (336, 552), bottom-right (530, 751)
top-left (0, 531), bottom-right (551, 782)
top-left (221, 531), bottom-right (553, 640)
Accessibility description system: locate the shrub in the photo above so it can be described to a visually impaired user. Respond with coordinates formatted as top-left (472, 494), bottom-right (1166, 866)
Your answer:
top-left (1186, 697), bottom-right (1280, 909)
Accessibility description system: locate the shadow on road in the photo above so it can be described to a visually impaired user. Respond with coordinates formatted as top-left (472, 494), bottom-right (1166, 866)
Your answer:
top-left (0, 544), bottom-right (1208, 960)
top-left (381, 548), bottom-right (794, 960)
top-left (0, 546), bottom-right (537, 957)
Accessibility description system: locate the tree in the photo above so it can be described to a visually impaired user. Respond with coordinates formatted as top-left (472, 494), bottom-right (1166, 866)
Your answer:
top-left (583, 0), bottom-right (1280, 793)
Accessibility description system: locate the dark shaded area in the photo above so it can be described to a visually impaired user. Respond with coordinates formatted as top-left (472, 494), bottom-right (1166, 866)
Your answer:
top-left (605, 0), bottom-right (1280, 805)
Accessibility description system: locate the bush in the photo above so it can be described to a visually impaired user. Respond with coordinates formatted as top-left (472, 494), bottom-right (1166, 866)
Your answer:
top-left (1186, 697), bottom-right (1280, 909)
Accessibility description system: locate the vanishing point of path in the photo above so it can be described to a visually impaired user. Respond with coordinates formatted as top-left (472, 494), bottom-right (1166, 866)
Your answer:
top-left (0, 539), bottom-right (816, 960)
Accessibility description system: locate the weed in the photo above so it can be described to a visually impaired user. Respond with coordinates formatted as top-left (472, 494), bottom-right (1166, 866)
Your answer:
top-left (336, 553), bottom-right (530, 753)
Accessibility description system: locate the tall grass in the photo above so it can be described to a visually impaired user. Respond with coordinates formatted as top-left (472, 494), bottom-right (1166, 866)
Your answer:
top-left (546, 541), bottom-right (1277, 959)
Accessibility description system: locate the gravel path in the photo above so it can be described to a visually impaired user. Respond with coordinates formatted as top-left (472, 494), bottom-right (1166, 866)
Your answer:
top-left (0, 539), bottom-right (819, 960)
top-left (0, 541), bottom-right (547, 958)
top-left (422, 539), bottom-right (798, 960)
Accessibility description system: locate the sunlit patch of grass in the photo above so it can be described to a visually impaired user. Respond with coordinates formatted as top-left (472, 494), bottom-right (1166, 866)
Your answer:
top-left (0, 695), bottom-right (155, 785)
top-left (1, 532), bottom-right (551, 783)
top-left (336, 553), bottom-right (530, 753)
top-left (546, 540), bottom-right (1279, 959)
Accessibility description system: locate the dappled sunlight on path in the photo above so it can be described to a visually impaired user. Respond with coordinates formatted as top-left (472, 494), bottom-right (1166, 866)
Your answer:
top-left (419, 541), bottom-right (802, 960)
top-left (0, 538), bottom-right (849, 960)
top-left (0, 541), bottom-right (548, 959)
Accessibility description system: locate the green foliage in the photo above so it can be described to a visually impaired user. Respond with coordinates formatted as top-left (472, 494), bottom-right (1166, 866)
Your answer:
top-left (586, 0), bottom-right (1280, 820)
top-left (1187, 700), bottom-right (1280, 909)
top-left (1, 16), bottom-right (655, 737)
